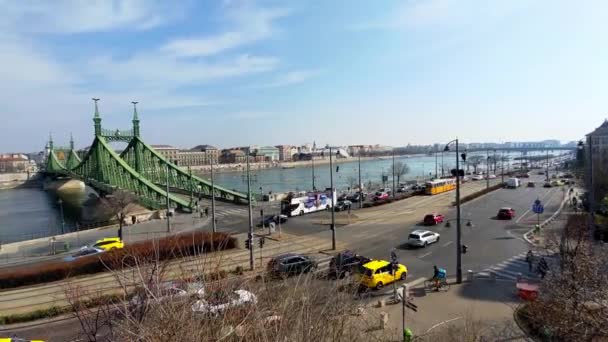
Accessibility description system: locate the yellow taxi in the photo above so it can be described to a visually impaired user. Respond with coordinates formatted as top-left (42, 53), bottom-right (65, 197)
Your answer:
top-left (0, 338), bottom-right (45, 342)
top-left (92, 237), bottom-right (124, 251)
top-left (357, 259), bottom-right (407, 290)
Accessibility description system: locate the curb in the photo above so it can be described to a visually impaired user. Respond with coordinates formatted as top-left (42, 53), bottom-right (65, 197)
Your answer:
top-left (523, 189), bottom-right (571, 246)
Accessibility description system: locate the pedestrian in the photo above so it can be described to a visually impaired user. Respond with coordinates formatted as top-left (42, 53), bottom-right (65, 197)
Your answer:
top-left (199, 211), bottom-right (204, 218)
top-left (526, 250), bottom-right (534, 272)
top-left (537, 257), bottom-right (548, 279)
top-left (204, 207), bottom-right (209, 217)
top-left (131, 215), bottom-right (136, 225)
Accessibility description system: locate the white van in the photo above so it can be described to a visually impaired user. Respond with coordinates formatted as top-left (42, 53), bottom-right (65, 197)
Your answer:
top-left (506, 178), bottom-right (520, 188)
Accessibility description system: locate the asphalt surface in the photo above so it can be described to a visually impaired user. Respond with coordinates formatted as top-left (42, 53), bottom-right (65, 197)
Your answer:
top-left (2, 171), bottom-right (573, 341)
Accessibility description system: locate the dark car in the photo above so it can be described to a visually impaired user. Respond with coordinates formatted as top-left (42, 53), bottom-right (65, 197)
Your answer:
top-left (328, 250), bottom-right (371, 279)
top-left (337, 193), bottom-right (349, 201)
top-left (267, 253), bottom-right (318, 277)
top-left (257, 214), bottom-right (288, 227)
top-left (348, 192), bottom-right (367, 202)
top-left (543, 182), bottom-right (552, 188)
top-left (527, 182), bottom-right (535, 187)
top-left (335, 200), bottom-right (352, 212)
top-left (423, 213), bottom-right (444, 225)
top-left (497, 207), bottom-right (515, 220)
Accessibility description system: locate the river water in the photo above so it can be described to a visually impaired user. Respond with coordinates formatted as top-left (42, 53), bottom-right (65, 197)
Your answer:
top-left (0, 151), bottom-right (563, 243)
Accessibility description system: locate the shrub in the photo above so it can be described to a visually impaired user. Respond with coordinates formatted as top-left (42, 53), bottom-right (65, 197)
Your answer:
top-left (0, 232), bottom-right (236, 290)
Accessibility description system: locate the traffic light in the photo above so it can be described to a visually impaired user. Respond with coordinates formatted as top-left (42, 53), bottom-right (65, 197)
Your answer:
top-left (336, 166), bottom-right (339, 172)
top-left (259, 236), bottom-right (266, 248)
top-left (461, 244), bottom-right (468, 254)
top-left (461, 153), bottom-right (467, 161)
top-left (245, 239), bottom-right (251, 250)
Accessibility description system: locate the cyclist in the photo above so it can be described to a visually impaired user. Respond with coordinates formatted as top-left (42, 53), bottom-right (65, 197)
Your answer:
top-left (431, 265), bottom-right (447, 291)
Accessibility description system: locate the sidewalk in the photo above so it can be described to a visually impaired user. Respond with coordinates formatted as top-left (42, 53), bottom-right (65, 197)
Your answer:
top-left (0, 212), bottom-right (211, 267)
top-left (365, 279), bottom-right (527, 340)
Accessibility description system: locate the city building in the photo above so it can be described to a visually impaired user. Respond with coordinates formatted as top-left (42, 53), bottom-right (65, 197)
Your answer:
top-left (275, 145), bottom-right (295, 161)
top-left (0, 154), bottom-right (31, 172)
top-left (151, 145), bottom-right (180, 164)
top-left (586, 120), bottom-right (608, 202)
top-left (190, 145), bottom-right (219, 165)
top-left (220, 149), bottom-right (247, 164)
top-left (256, 146), bottom-right (279, 161)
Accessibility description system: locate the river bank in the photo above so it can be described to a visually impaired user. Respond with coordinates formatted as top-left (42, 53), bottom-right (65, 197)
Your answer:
top-left (0, 172), bottom-right (41, 190)
top-left (187, 154), bottom-right (427, 174)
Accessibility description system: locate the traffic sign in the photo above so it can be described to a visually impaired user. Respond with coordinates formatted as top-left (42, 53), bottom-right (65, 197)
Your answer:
top-left (532, 199), bottom-right (544, 214)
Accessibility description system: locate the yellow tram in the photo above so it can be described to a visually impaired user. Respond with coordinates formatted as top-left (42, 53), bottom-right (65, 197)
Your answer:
top-left (425, 178), bottom-right (456, 195)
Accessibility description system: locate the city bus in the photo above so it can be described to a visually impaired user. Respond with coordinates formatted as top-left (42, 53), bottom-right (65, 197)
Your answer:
top-left (425, 178), bottom-right (456, 195)
top-left (281, 191), bottom-right (335, 217)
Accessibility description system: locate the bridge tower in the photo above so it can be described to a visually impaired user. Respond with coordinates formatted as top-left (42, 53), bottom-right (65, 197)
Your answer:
top-left (132, 101), bottom-right (142, 173)
top-left (93, 98), bottom-right (101, 136)
top-left (92, 98), bottom-right (104, 180)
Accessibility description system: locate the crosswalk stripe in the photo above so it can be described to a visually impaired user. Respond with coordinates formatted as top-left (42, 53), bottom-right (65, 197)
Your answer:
top-left (489, 266), bottom-right (525, 278)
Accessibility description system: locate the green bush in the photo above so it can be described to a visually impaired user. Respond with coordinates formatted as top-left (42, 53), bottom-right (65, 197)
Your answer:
top-left (0, 232), bottom-right (236, 290)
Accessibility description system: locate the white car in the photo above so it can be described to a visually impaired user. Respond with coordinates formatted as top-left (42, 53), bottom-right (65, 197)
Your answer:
top-left (487, 174), bottom-right (497, 179)
top-left (192, 289), bottom-right (257, 315)
top-left (408, 230), bottom-right (440, 248)
top-left (471, 175), bottom-right (484, 181)
top-left (130, 281), bottom-right (205, 307)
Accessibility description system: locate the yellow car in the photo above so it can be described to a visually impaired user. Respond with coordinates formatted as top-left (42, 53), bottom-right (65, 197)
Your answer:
top-left (92, 237), bottom-right (124, 251)
top-left (357, 260), bottom-right (407, 290)
top-left (0, 338), bottom-right (45, 342)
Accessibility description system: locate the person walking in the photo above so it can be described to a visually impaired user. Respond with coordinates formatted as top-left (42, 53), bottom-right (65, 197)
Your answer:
top-left (537, 257), bottom-right (548, 279)
top-left (204, 207), bottom-right (209, 217)
top-left (526, 250), bottom-right (534, 272)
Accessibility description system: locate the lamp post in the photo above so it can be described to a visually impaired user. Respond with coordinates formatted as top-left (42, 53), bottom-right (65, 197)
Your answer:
top-left (444, 139), bottom-right (463, 284)
top-left (441, 150), bottom-right (445, 177)
top-left (435, 147), bottom-right (438, 179)
top-left (392, 149), bottom-right (396, 198)
top-left (210, 156), bottom-right (217, 233)
top-left (246, 148), bottom-right (254, 270)
top-left (166, 163), bottom-right (171, 233)
top-left (327, 145), bottom-right (337, 250)
top-left (58, 198), bottom-right (65, 234)
top-left (312, 151), bottom-right (316, 191)
top-left (358, 147), bottom-right (363, 209)
top-left (486, 149), bottom-right (490, 190)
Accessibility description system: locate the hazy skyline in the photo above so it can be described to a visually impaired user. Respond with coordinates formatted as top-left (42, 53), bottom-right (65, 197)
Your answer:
top-left (1, 0), bottom-right (607, 152)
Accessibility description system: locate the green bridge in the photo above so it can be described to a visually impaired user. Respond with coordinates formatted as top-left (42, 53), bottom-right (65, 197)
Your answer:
top-left (44, 100), bottom-right (249, 211)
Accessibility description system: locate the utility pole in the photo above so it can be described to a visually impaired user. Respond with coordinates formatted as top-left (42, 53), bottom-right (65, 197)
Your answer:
top-left (392, 149), bottom-right (396, 198)
top-left (435, 147), bottom-right (438, 179)
top-left (210, 157), bottom-right (217, 233)
top-left (312, 154), bottom-right (316, 191)
top-left (246, 148), bottom-right (254, 270)
top-left (358, 148), bottom-right (363, 209)
top-left (329, 146), bottom-right (336, 250)
top-left (444, 139), bottom-right (463, 284)
top-left (486, 149), bottom-right (490, 190)
top-left (546, 150), bottom-right (550, 183)
top-left (441, 150), bottom-right (445, 177)
top-left (501, 150), bottom-right (505, 184)
top-left (166, 163), bottom-right (171, 233)
top-left (58, 198), bottom-right (65, 234)
top-left (188, 163), bottom-right (193, 206)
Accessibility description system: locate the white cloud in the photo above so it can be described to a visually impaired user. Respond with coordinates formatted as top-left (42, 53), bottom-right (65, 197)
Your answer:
top-left (0, 0), bottom-right (181, 33)
top-left (161, 6), bottom-right (290, 57)
top-left (254, 69), bottom-right (321, 88)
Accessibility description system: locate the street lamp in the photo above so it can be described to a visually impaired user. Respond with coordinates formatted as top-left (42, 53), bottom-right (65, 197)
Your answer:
top-left (246, 148), bottom-right (254, 270)
top-left (444, 139), bottom-right (464, 284)
top-left (327, 144), bottom-right (338, 250)
top-left (58, 198), bottom-right (65, 234)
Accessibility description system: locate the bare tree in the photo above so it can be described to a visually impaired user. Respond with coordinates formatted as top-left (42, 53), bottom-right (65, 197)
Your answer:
top-left (346, 174), bottom-right (358, 192)
top-left (467, 155), bottom-right (484, 174)
top-left (523, 215), bottom-right (608, 341)
top-left (102, 190), bottom-right (137, 241)
top-left (392, 161), bottom-right (410, 185)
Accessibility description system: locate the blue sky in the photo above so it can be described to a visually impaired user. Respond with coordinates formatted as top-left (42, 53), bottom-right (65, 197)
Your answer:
top-left (1, 0), bottom-right (608, 152)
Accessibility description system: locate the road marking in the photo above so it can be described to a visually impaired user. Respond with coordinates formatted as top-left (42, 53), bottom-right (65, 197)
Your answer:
top-left (441, 241), bottom-right (453, 247)
top-left (515, 188), bottom-right (554, 224)
top-left (418, 252), bottom-right (432, 258)
top-left (426, 317), bottom-right (463, 333)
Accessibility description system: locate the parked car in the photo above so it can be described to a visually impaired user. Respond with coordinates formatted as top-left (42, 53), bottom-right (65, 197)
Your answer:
top-left (423, 213), bottom-right (444, 225)
top-left (411, 184), bottom-right (426, 194)
top-left (487, 174), bottom-right (497, 179)
top-left (357, 260), bottom-right (407, 290)
top-left (328, 250), bottom-right (372, 279)
top-left (92, 237), bottom-right (124, 251)
top-left (520, 173), bottom-right (530, 178)
top-left (337, 193), bottom-right (349, 201)
top-left (191, 289), bottom-right (257, 315)
top-left (497, 207), bottom-right (515, 220)
top-left (472, 174), bottom-right (484, 181)
top-left (408, 230), bottom-right (440, 248)
top-left (537, 171), bottom-right (545, 175)
top-left (63, 246), bottom-right (105, 262)
top-left (373, 192), bottom-right (389, 201)
top-left (0, 337), bottom-right (45, 342)
top-left (335, 200), bottom-right (353, 212)
top-left (347, 192), bottom-right (365, 202)
top-left (527, 182), bottom-right (535, 187)
top-left (267, 253), bottom-right (318, 277)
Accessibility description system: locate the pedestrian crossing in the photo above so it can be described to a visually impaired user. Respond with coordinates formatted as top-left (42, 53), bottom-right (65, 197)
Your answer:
top-left (477, 251), bottom-right (557, 281)
top-left (214, 208), bottom-right (249, 219)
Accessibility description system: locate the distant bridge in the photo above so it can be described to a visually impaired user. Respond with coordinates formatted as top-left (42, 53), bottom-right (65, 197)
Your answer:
top-left (464, 146), bottom-right (576, 153)
top-left (43, 100), bottom-right (248, 211)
